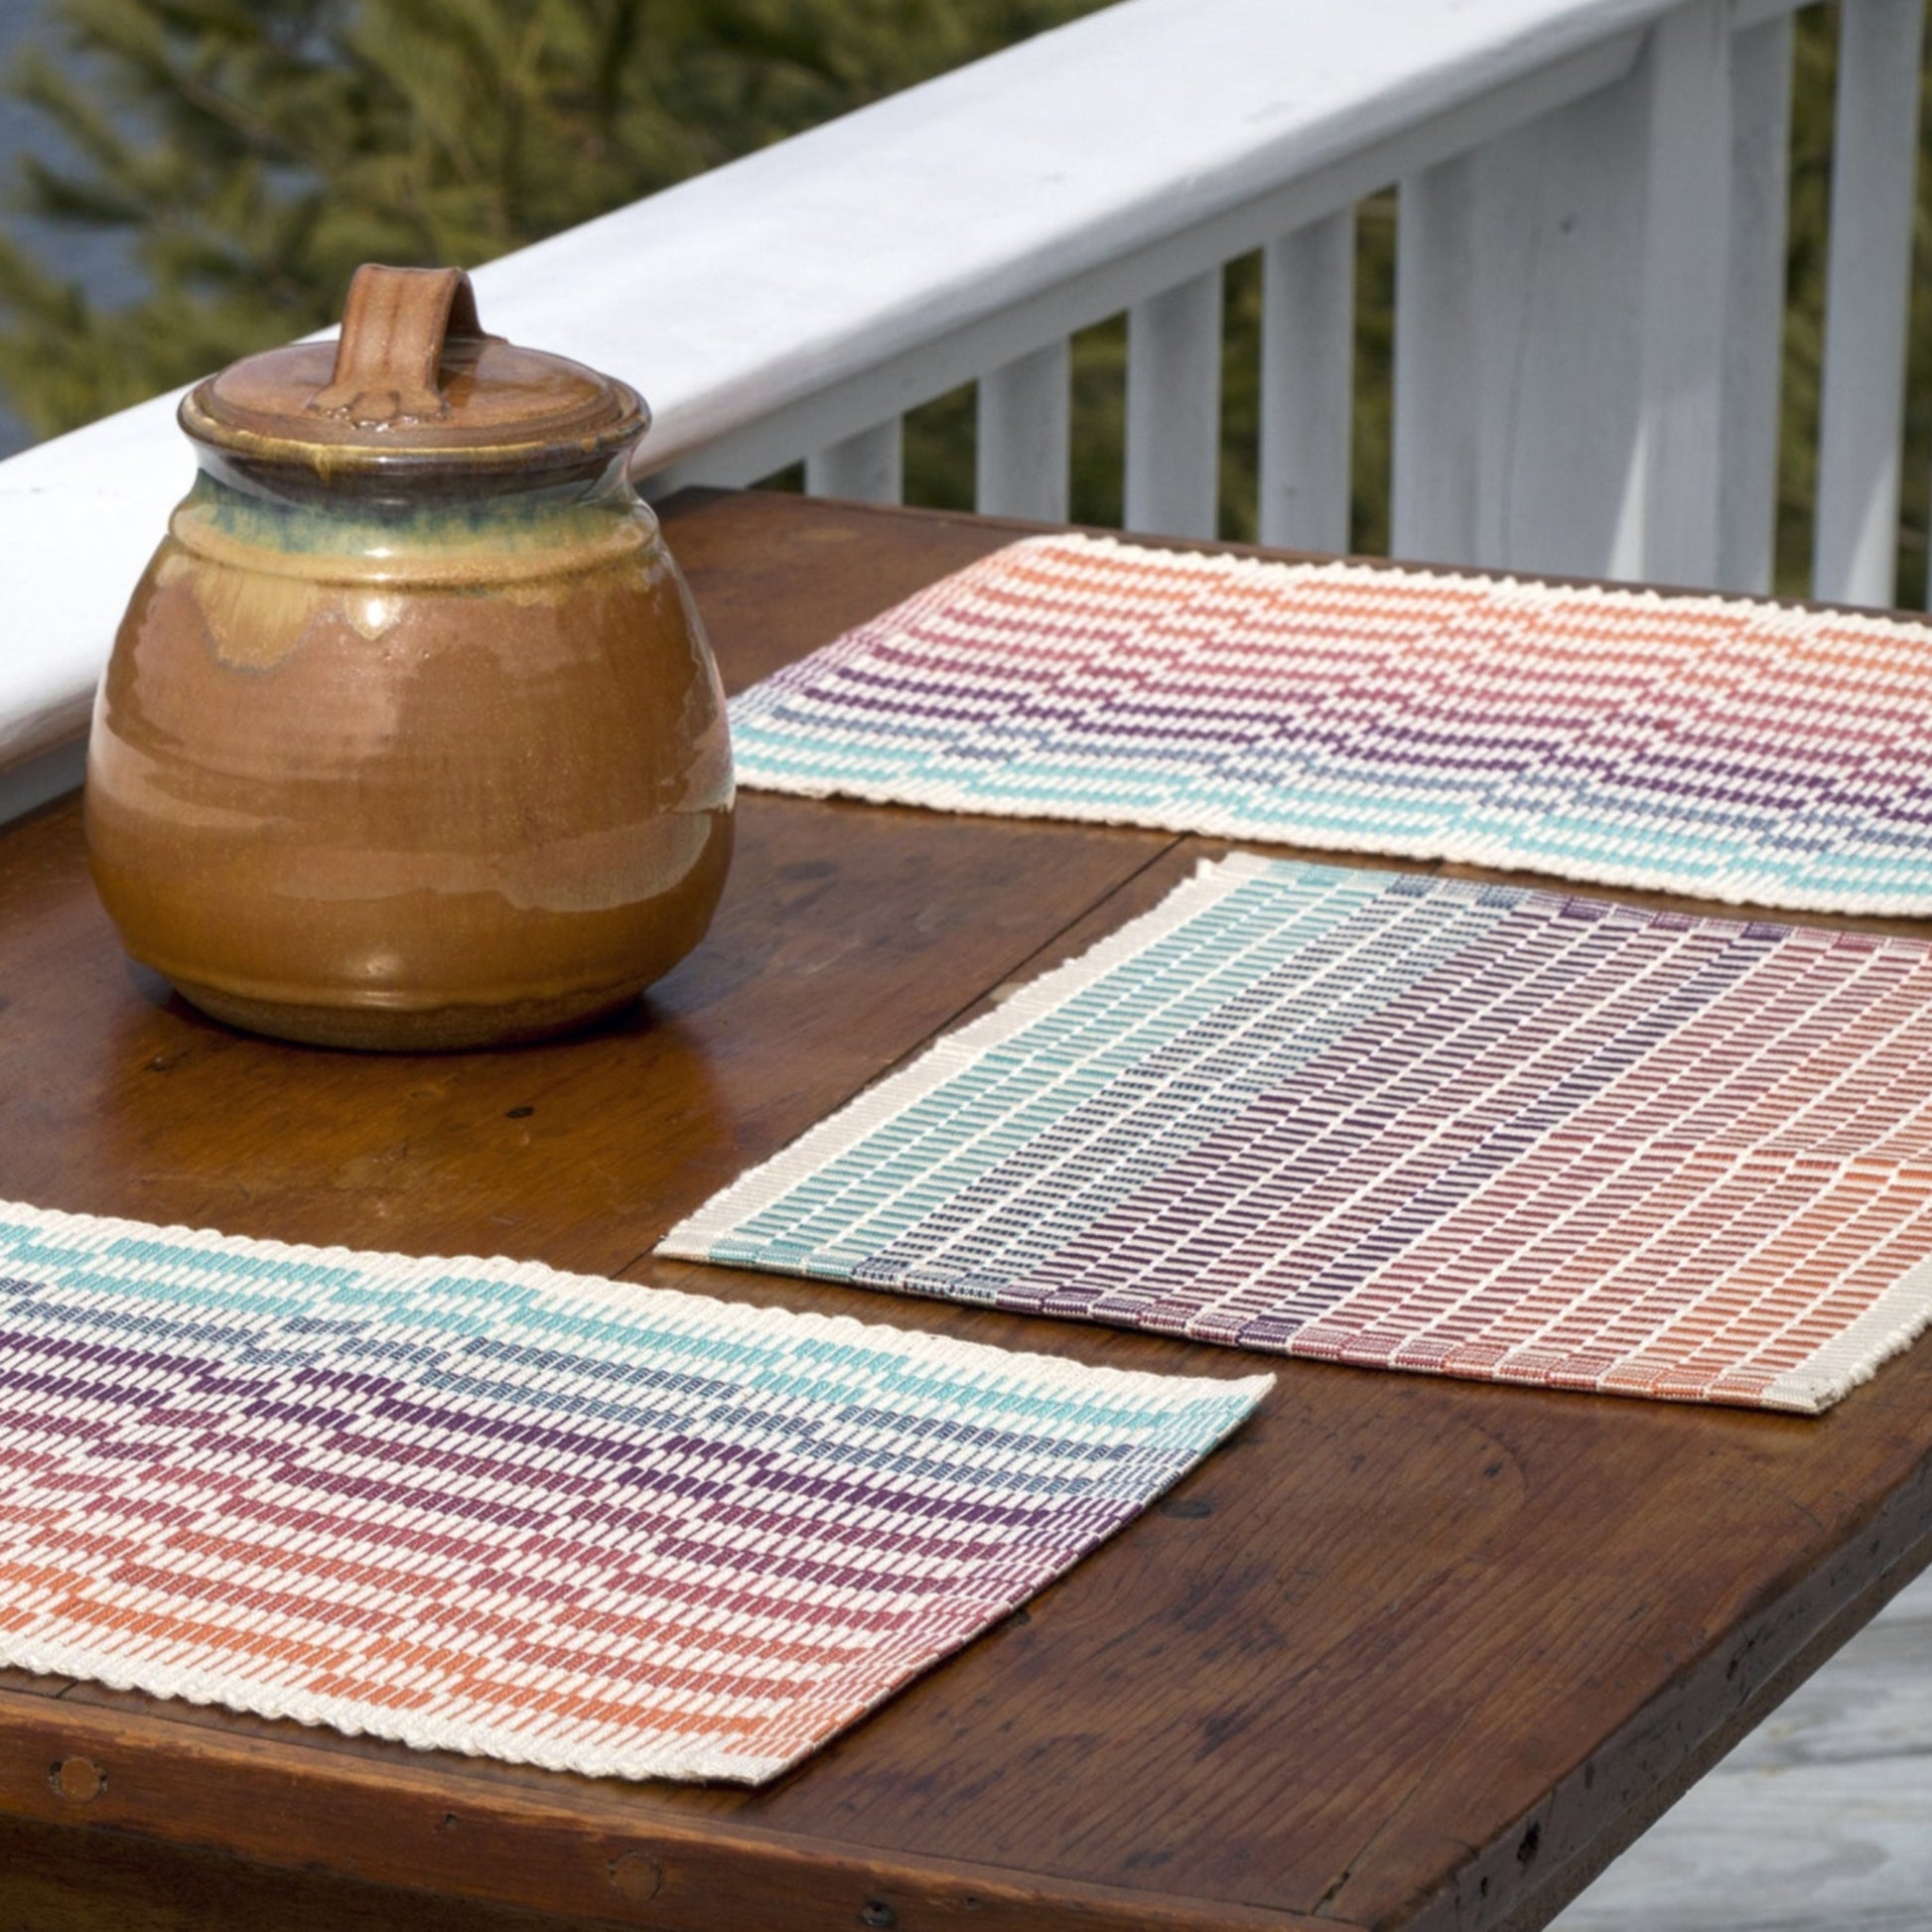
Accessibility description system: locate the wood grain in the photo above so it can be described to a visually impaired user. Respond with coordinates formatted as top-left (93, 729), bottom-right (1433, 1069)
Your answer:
top-left (1554, 1574), bottom-right (1932, 1930)
top-left (1721, 1569), bottom-right (1932, 1772)
top-left (0, 1812), bottom-right (610, 1932)
top-left (3, 488), bottom-right (1932, 1932)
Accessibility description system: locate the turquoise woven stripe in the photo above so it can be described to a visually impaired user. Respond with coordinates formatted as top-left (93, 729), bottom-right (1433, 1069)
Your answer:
top-left (733, 733), bottom-right (1932, 902)
top-left (718, 866), bottom-right (1379, 1263)
top-left (0, 1198), bottom-right (1273, 1785)
top-left (709, 868), bottom-right (1528, 1284)
top-left (727, 733), bottom-right (934, 788)
top-left (725, 533), bottom-right (1932, 914)
top-left (851, 880), bottom-right (1521, 1293)
top-left (734, 680), bottom-right (1932, 903)
top-left (1, 1222), bottom-right (1252, 1444)
top-left (100, 1235), bottom-right (363, 1289)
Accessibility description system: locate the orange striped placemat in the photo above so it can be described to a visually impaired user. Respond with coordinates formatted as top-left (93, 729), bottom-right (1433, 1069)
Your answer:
top-left (0, 1203), bottom-right (1267, 1782)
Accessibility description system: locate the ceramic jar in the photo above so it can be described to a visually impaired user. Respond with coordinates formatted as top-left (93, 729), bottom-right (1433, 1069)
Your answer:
top-left (85, 264), bottom-right (733, 1050)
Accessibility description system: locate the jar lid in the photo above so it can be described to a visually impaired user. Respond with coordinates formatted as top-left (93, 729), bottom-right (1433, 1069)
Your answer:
top-left (181, 264), bottom-right (647, 479)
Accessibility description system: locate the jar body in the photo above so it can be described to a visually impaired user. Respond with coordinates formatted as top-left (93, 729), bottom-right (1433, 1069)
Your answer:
top-left (86, 459), bottom-right (733, 1048)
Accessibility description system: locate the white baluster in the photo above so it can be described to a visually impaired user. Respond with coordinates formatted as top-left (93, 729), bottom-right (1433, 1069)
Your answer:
top-left (1395, 3), bottom-right (1731, 590)
top-left (1813, 0), bottom-right (1925, 606)
top-left (805, 421), bottom-right (904, 504)
top-left (1259, 212), bottom-right (1355, 554)
top-left (1719, 9), bottom-right (1796, 596)
top-left (1397, 105), bottom-right (1641, 578)
top-left (1391, 155), bottom-right (1479, 567)
top-left (976, 342), bottom-right (1071, 522)
top-left (1609, 0), bottom-right (1732, 588)
top-left (1460, 69), bottom-right (1652, 581)
top-left (1125, 270), bottom-right (1223, 539)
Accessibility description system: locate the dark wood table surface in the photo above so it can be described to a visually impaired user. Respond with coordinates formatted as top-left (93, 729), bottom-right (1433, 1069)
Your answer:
top-left (4, 487), bottom-right (1931, 1932)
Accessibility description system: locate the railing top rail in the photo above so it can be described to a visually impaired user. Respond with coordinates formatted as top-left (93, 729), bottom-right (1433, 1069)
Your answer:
top-left (504, 0), bottom-right (1685, 467)
top-left (0, 0), bottom-right (1752, 777)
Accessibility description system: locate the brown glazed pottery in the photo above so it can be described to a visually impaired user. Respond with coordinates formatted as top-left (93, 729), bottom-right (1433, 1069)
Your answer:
top-left (85, 264), bottom-right (734, 1049)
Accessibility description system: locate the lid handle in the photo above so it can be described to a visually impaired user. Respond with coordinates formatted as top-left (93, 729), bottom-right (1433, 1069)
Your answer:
top-left (308, 264), bottom-right (494, 430)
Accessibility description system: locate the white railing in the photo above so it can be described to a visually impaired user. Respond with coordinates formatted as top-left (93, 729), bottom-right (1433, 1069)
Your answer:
top-left (1, 0), bottom-right (1922, 828)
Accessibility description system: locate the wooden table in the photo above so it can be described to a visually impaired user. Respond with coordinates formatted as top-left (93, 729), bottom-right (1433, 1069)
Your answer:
top-left (4, 488), bottom-right (1931, 1932)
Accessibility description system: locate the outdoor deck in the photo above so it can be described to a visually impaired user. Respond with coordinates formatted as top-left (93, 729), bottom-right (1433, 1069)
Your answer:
top-left (1, 3), bottom-right (1928, 1926)
top-left (1561, 1570), bottom-right (1932, 1929)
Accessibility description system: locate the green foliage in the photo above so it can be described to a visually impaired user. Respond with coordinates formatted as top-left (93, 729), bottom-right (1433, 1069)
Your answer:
top-left (3, 0), bottom-right (1929, 603)
top-left (0, 0), bottom-right (1108, 437)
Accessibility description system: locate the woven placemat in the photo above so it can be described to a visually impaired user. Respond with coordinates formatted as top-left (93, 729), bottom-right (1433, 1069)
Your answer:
top-left (664, 856), bottom-right (1932, 1414)
top-left (730, 533), bottom-right (1932, 914)
top-left (0, 1203), bottom-right (1267, 1784)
